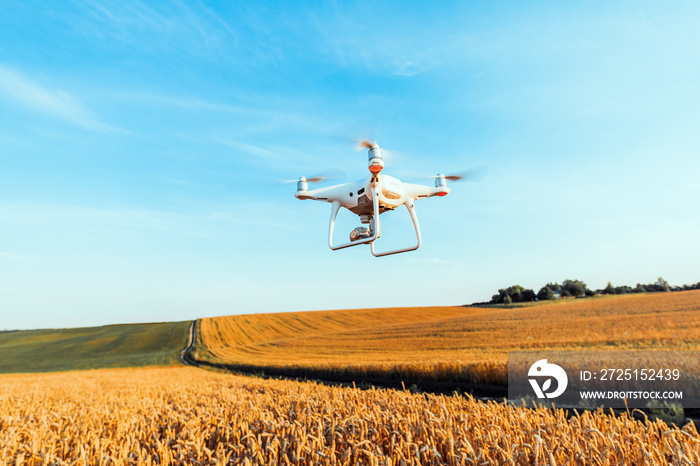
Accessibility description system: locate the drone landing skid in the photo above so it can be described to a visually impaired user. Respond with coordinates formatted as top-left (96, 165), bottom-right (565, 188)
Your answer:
top-left (371, 198), bottom-right (421, 257)
top-left (328, 188), bottom-right (422, 257)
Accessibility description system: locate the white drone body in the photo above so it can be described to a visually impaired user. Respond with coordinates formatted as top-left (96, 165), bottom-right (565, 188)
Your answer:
top-left (294, 142), bottom-right (455, 257)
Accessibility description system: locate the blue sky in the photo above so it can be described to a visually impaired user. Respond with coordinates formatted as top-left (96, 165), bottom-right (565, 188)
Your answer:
top-left (1, 1), bottom-right (699, 330)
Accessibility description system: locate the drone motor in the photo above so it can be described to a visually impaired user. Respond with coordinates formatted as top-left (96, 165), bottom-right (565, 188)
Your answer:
top-left (365, 142), bottom-right (384, 174)
top-left (297, 176), bottom-right (309, 192)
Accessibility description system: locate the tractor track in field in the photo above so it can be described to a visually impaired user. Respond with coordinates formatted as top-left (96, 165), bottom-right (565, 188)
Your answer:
top-left (180, 320), bottom-right (199, 367)
top-left (179, 318), bottom-right (507, 398)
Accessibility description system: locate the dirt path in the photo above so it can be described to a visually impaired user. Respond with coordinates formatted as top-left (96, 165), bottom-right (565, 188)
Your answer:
top-left (180, 320), bottom-right (199, 367)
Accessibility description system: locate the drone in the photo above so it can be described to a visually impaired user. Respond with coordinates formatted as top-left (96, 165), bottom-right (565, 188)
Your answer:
top-left (294, 141), bottom-right (470, 257)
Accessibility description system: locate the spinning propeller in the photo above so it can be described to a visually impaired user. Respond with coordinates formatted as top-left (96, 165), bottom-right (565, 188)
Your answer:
top-left (282, 168), bottom-right (349, 184)
top-left (432, 165), bottom-right (489, 183)
top-left (356, 139), bottom-right (378, 150)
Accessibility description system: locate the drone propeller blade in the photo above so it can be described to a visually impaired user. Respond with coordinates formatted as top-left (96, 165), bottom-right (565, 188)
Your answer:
top-left (355, 139), bottom-right (408, 164)
top-left (281, 167), bottom-right (349, 184)
top-left (356, 139), bottom-right (377, 150)
top-left (313, 167), bottom-right (349, 182)
top-left (434, 165), bottom-right (489, 182)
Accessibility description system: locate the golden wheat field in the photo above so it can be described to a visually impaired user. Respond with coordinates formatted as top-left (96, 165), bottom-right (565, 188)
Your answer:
top-left (1, 366), bottom-right (698, 466)
top-left (194, 290), bottom-right (700, 385)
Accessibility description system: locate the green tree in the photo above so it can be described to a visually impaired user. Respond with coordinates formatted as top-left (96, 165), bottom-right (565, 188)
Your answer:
top-left (490, 285), bottom-right (536, 304)
top-left (655, 277), bottom-right (671, 292)
top-left (521, 289), bottom-right (536, 301)
top-left (562, 279), bottom-right (588, 298)
top-left (537, 286), bottom-right (555, 300)
top-left (615, 285), bottom-right (632, 294)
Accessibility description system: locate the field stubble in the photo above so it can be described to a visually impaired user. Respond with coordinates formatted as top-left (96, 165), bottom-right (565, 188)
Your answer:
top-left (1, 366), bottom-right (699, 465)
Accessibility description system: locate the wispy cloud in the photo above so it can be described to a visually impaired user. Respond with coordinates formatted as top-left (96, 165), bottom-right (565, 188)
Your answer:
top-left (0, 64), bottom-right (123, 132)
top-left (0, 199), bottom-right (302, 240)
top-left (211, 137), bottom-right (282, 161)
top-left (206, 203), bottom-right (301, 231)
top-left (72, 0), bottom-right (239, 57)
top-left (127, 93), bottom-right (246, 113)
top-left (209, 136), bottom-right (340, 176)
top-left (391, 60), bottom-right (426, 77)
top-left (298, 4), bottom-right (438, 77)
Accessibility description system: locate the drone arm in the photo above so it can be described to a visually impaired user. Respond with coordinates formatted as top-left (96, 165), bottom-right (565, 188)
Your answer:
top-left (370, 198), bottom-right (422, 257)
top-left (328, 188), bottom-right (381, 250)
top-left (402, 182), bottom-right (450, 199)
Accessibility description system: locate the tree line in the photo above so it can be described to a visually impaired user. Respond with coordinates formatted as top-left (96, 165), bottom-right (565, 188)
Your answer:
top-left (488, 277), bottom-right (700, 305)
